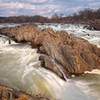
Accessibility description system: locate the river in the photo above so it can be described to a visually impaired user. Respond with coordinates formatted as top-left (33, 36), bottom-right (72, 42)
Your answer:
top-left (0, 23), bottom-right (100, 100)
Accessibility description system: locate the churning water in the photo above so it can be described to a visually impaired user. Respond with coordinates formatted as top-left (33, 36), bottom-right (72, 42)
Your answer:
top-left (38, 23), bottom-right (100, 48)
top-left (0, 23), bottom-right (100, 100)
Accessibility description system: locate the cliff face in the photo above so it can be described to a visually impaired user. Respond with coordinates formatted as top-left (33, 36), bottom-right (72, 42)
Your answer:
top-left (0, 24), bottom-right (100, 79)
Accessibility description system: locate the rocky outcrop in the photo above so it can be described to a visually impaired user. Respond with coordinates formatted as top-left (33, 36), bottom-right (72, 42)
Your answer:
top-left (0, 85), bottom-right (53, 100)
top-left (89, 21), bottom-right (100, 30)
top-left (0, 24), bottom-right (100, 79)
top-left (80, 21), bottom-right (100, 30)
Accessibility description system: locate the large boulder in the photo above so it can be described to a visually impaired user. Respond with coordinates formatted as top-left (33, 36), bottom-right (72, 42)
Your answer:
top-left (0, 24), bottom-right (39, 43)
top-left (37, 29), bottom-right (100, 78)
top-left (0, 24), bottom-right (100, 79)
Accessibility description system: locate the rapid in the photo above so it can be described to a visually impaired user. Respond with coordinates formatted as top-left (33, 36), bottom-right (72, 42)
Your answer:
top-left (0, 23), bottom-right (100, 100)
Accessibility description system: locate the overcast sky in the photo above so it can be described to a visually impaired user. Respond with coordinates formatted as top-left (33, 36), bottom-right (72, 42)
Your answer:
top-left (0, 0), bottom-right (100, 17)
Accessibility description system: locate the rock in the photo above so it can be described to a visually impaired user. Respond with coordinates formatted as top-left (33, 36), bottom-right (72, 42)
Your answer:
top-left (71, 75), bottom-right (75, 78)
top-left (0, 24), bottom-right (39, 43)
top-left (0, 85), bottom-right (54, 100)
top-left (39, 55), bottom-right (65, 79)
top-left (40, 29), bottom-right (100, 76)
top-left (0, 85), bottom-right (31, 100)
top-left (0, 24), bottom-right (100, 80)
top-left (83, 25), bottom-right (94, 30)
top-left (89, 21), bottom-right (100, 30)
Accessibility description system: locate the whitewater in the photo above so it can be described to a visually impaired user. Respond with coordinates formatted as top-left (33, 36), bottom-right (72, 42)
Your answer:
top-left (0, 23), bottom-right (100, 100)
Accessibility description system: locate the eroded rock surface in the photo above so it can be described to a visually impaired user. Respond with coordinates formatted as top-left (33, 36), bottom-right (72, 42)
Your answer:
top-left (0, 85), bottom-right (54, 100)
top-left (0, 24), bottom-right (100, 79)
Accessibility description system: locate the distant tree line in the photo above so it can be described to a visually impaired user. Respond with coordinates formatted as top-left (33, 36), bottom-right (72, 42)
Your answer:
top-left (0, 15), bottom-right (48, 23)
top-left (72, 8), bottom-right (100, 21)
top-left (0, 8), bottom-right (100, 24)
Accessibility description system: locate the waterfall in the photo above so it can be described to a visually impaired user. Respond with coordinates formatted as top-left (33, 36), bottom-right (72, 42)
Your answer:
top-left (51, 58), bottom-right (68, 81)
top-left (0, 35), bottom-right (66, 99)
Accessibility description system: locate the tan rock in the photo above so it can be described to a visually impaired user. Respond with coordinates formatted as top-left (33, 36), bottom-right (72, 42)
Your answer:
top-left (0, 24), bottom-right (100, 79)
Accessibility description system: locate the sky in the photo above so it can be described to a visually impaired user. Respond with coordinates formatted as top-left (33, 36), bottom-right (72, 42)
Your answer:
top-left (0, 0), bottom-right (100, 17)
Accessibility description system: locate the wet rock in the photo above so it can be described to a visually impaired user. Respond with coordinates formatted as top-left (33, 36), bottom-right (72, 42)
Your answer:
top-left (0, 24), bottom-right (100, 79)
top-left (83, 25), bottom-right (94, 30)
top-left (0, 85), bottom-right (54, 100)
top-left (0, 86), bottom-right (31, 100)
top-left (82, 21), bottom-right (100, 30)
top-left (39, 55), bottom-right (65, 79)
top-left (89, 21), bottom-right (100, 30)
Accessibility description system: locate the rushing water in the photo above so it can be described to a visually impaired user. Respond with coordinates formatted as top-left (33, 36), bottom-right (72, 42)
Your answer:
top-left (38, 23), bottom-right (100, 48)
top-left (0, 23), bottom-right (100, 100)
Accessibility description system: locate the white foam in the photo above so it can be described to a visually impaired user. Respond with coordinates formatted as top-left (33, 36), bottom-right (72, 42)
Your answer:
top-left (89, 37), bottom-right (100, 47)
top-left (0, 35), bottom-right (66, 98)
top-left (85, 69), bottom-right (100, 75)
top-left (38, 23), bottom-right (100, 48)
top-left (0, 23), bottom-right (100, 100)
